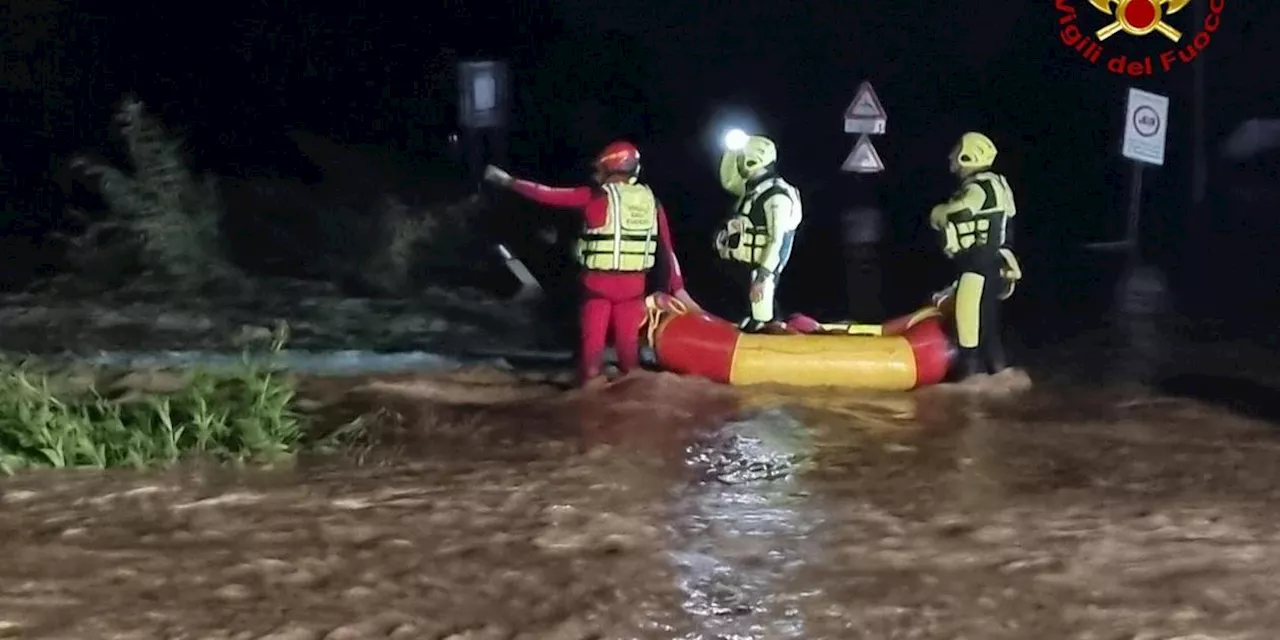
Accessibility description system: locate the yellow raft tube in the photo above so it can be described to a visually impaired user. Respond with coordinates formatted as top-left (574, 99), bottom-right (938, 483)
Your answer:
top-left (642, 295), bottom-right (957, 390)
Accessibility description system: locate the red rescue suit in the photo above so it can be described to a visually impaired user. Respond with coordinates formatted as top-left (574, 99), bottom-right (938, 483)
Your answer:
top-left (510, 179), bottom-right (686, 384)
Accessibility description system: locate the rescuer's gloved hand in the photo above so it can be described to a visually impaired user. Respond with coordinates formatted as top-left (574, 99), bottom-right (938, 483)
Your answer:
top-left (941, 230), bottom-right (961, 258)
top-left (931, 282), bottom-right (957, 307)
top-left (483, 164), bottom-right (513, 187)
top-left (751, 265), bottom-right (771, 285)
top-left (997, 247), bottom-right (1023, 300)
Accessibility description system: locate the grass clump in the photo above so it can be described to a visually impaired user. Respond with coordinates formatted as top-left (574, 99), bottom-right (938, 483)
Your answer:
top-left (60, 95), bottom-right (234, 284)
top-left (0, 338), bottom-right (303, 474)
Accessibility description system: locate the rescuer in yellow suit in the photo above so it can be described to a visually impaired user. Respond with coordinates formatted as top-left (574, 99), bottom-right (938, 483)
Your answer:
top-left (713, 135), bottom-right (803, 332)
top-left (928, 132), bottom-right (1019, 379)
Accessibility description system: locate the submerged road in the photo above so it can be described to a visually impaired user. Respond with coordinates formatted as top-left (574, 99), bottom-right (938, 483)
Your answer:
top-left (4, 360), bottom-right (1280, 638)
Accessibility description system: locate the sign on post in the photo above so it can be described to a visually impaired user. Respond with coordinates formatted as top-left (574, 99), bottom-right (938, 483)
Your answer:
top-left (841, 134), bottom-right (885, 173)
top-left (1084, 86), bottom-right (1171, 254)
top-left (1122, 87), bottom-right (1169, 165)
top-left (840, 81), bottom-right (887, 318)
top-left (843, 82), bottom-right (887, 134)
top-left (457, 60), bottom-right (509, 129)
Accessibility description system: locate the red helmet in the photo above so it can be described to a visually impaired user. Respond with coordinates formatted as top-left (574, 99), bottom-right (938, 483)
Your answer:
top-left (594, 140), bottom-right (641, 177)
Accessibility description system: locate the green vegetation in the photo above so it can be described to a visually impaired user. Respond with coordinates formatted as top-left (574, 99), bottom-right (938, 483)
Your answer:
top-left (0, 331), bottom-right (313, 474)
top-left (65, 96), bottom-right (235, 284)
top-left (56, 96), bottom-right (486, 295)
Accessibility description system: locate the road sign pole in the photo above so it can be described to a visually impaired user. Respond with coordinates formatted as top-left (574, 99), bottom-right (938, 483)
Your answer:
top-left (1124, 161), bottom-right (1143, 267)
top-left (840, 81), bottom-right (888, 319)
top-left (1113, 160), bottom-right (1165, 388)
top-left (1085, 87), bottom-right (1168, 256)
top-left (1113, 87), bottom-right (1169, 388)
top-left (841, 176), bottom-right (883, 320)
top-left (1116, 87), bottom-right (1168, 264)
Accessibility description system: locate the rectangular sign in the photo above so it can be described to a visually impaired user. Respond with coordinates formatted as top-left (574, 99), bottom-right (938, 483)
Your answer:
top-left (845, 119), bottom-right (886, 134)
top-left (1122, 87), bottom-right (1169, 166)
top-left (458, 60), bottom-right (509, 129)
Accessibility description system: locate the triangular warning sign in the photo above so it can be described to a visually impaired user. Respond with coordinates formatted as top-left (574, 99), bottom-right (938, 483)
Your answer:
top-left (842, 135), bottom-right (884, 173)
top-left (845, 82), bottom-right (886, 120)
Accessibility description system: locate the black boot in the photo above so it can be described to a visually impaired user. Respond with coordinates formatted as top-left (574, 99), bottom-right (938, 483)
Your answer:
top-left (739, 318), bottom-right (769, 333)
top-left (983, 342), bottom-right (1008, 374)
top-left (956, 347), bottom-right (984, 380)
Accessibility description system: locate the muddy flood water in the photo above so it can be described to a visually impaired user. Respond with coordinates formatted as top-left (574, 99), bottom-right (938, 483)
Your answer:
top-left (6, 364), bottom-right (1280, 639)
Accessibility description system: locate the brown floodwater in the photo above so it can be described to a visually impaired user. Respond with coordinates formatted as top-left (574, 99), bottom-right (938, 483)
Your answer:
top-left (5, 365), bottom-right (1280, 639)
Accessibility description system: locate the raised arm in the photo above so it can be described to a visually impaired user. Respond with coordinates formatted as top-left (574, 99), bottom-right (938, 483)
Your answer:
top-left (928, 183), bottom-right (984, 230)
top-left (928, 183), bottom-right (987, 257)
top-left (510, 179), bottom-right (594, 208)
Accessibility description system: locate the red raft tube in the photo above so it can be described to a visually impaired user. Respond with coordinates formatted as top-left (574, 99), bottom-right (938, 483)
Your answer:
top-left (642, 295), bottom-right (956, 391)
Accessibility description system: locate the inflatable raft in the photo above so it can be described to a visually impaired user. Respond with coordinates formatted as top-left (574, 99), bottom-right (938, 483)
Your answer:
top-left (642, 295), bottom-right (956, 390)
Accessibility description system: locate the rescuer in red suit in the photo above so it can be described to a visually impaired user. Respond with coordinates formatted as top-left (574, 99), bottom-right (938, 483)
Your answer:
top-left (484, 141), bottom-right (701, 386)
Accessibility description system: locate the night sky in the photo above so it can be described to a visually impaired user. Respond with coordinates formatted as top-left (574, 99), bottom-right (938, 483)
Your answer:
top-left (2, 0), bottom-right (1277, 319)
